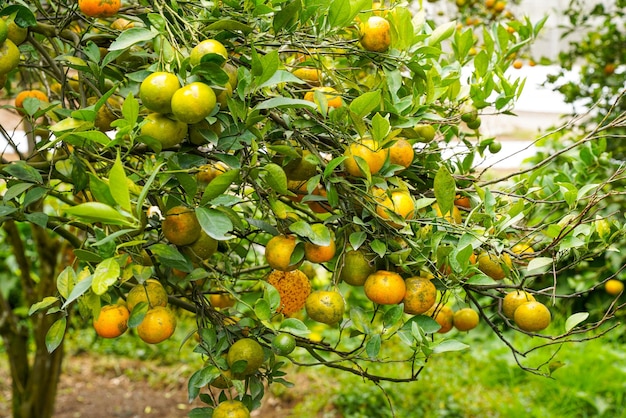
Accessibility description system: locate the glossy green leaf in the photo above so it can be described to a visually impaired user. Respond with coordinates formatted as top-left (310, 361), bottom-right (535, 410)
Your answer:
top-left (196, 207), bottom-right (234, 240)
top-left (91, 258), bottom-right (121, 295)
top-left (108, 27), bottom-right (156, 51)
top-left (109, 153), bottom-right (132, 212)
top-left (45, 317), bottom-right (66, 353)
top-left (434, 165), bottom-right (455, 218)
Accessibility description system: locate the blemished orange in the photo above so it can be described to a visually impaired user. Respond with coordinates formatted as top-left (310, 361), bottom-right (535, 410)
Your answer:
top-left (189, 39), bottom-right (228, 66)
top-left (360, 16), bottom-right (391, 52)
top-left (513, 301), bottom-right (551, 332)
top-left (364, 270), bottom-right (406, 305)
top-left (267, 269), bottom-right (311, 316)
top-left (137, 306), bottom-right (177, 344)
top-left (388, 138), bottom-right (414, 169)
top-left (139, 72), bottom-right (181, 114)
top-left (344, 138), bottom-right (388, 177)
top-left (126, 279), bottom-right (169, 311)
top-left (305, 290), bottom-right (345, 325)
top-left (339, 250), bottom-right (376, 286)
top-left (453, 308), bottom-right (479, 331)
top-left (93, 304), bottom-right (130, 338)
top-left (502, 290), bottom-right (535, 318)
top-left (14, 90), bottom-right (48, 115)
top-left (304, 86), bottom-right (343, 108)
top-left (0, 39), bottom-right (20, 75)
top-left (162, 206), bottom-right (201, 246)
top-left (140, 113), bottom-right (188, 150)
top-left (212, 400), bottom-right (251, 418)
top-left (265, 235), bottom-right (301, 271)
top-left (428, 304), bottom-right (454, 334)
top-left (605, 279), bottom-right (624, 296)
top-left (78, 0), bottom-right (121, 17)
top-left (477, 252), bottom-right (512, 280)
top-left (376, 191), bottom-right (415, 228)
top-left (403, 276), bottom-right (437, 315)
top-left (171, 82), bottom-right (217, 124)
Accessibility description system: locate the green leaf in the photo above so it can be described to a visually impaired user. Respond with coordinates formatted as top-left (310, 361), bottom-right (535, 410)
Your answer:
top-left (279, 318), bottom-right (310, 337)
top-left (29, 297), bottom-right (60, 316)
top-left (91, 258), bottom-right (121, 295)
top-left (349, 91), bottom-right (381, 118)
top-left (323, 156), bottom-right (348, 179)
top-left (196, 207), bottom-right (234, 240)
top-left (256, 97), bottom-right (316, 110)
top-left (273, 0), bottom-right (301, 32)
top-left (432, 339), bottom-right (469, 354)
top-left (149, 244), bottom-right (193, 272)
top-left (201, 169), bottom-right (240, 204)
top-left (62, 275), bottom-right (93, 309)
top-left (371, 113), bottom-right (390, 142)
top-left (255, 298), bottom-right (271, 321)
top-left (565, 312), bottom-right (589, 332)
top-left (45, 317), bottom-right (66, 353)
top-left (370, 239), bottom-right (386, 258)
top-left (526, 257), bottom-right (553, 273)
top-left (366, 334), bottom-right (381, 359)
top-left (259, 70), bottom-right (306, 88)
top-left (57, 266), bottom-right (76, 300)
top-left (383, 305), bottom-right (404, 329)
top-left (434, 165), bottom-right (455, 218)
top-left (108, 28), bottom-right (157, 51)
top-left (64, 202), bottom-right (136, 226)
top-left (128, 301), bottom-right (149, 327)
top-left (328, 0), bottom-right (352, 29)
top-left (255, 50), bottom-right (279, 87)
top-left (263, 163), bottom-right (289, 194)
top-left (3, 160), bottom-right (43, 183)
top-left (206, 19), bottom-right (254, 34)
top-left (428, 21), bottom-right (456, 46)
top-left (262, 281), bottom-right (281, 311)
top-left (349, 231), bottom-right (367, 250)
top-left (109, 153), bottom-right (132, 212)
top-left (122, 92), bottom-right (139, 126)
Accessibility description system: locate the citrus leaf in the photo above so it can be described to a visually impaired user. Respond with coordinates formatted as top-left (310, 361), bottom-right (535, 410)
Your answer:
top-left (56, 266), bottom-right (76, 300)
top-left (349, 231), bottom-right (367, 250)
top-left (91, 258), bottom-right (121, 295)
top-left (201, 169), bottom-right (240, 204)
top-left (328, 0), bottom-right (352, 29)
top-left (370, 239), bottom-right (386, 258)
top-left (109, 153), bottom-right (132, 212)
top-left (263, 163), bottom-right (289, 194)
top-left (526, 257), bottom-right (553, 273)
top-left (279, 318), bottom-right (310, 337)
top-left (196, 207), bottom-right (234, 241)
top-left (64, 202), bottom-right (136, 226)
top-left (428, 21), bottom-right (457, 46)
top-left (434, 165), bottom-right (455, 217)
top-left (128, 301), bottom-right (149, 327)
top-left (349, 91), bottom-right (381, 118)
top-left (254, 298), bottom-right (271, 321)
top-left (383, 304), bottom-right (404, 329)
top-left (366, 334), bottom-right (381, 359)
top-left (109, 28), bottom-right (156, 51)
top-left (28, 297), bottom-right (60, 316)
top-left (149, 243), bottom-right (193, 272)
top-left (432, 339), bottom-right (469, 354)
top-left (323, 156), bottom-right (348, 179)
top-left (46, 317), bottom-right (67, 353)
top-left (565, 312), bottom-right (589, 332)
top-left (206, 19), bottom-right (254, 34)
top-left (62, 275), bottom-right (93, 309)
top-left (256, 97), bottom-right (316, 110)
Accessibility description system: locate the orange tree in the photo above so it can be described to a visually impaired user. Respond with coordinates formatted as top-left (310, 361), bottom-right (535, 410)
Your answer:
top-left (0, 1), bottom-right (625, 417)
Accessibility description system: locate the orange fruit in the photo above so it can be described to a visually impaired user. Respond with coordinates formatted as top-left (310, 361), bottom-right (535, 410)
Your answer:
top-left (303, 86), bottom-right (343, 109)
top-left (224, 62), bottom-right (239, 88)
top-left (453, 308), bottom-right (479, 331)
top-left (209, 293), bottom-right (236, 309)
top-left (87, 96), bottom-right (122, 132)
top-left (110, 17), bottom-right (135, 30)
top-left (5, 17), bottom-right (28, 46)
top-left (512, 243), bottom-right (534, 255)
top-left (189, 39), bottom-right (228, 66)
top-left (162, 206), bottom-right (202, 246)
top-left (267, 269), bottom-right (311, 316)
top-left (181, 230), bottom-right (218, 262)
top-left (339, 249), bottom-right (376, 286)
top-left (388, 138), bottom-right (414, 169)
top-left (477, 252), bottom-right (512, 280)
top-left (605, 279), bottom-right (624, 296)
top-left (428, 304), bottom-right (454, 334)
top-left (171, 82), bottom-right (217, 124)
top-left (364, 270), bottom-right (406, 305)
top-left (513, 301), bottom-right (551, 332)
top-left (126, 279), bottom-right (169, 311)
top-left (502, 290), bottom-right (535, 319)
top-left (0, 39), bottom-right (19, 75)
top-left (196, 161), bottom-right (228, 185)
top-left (14, 90), bottom-right (48, 115)
top-left (137, 306), bottom-right (177, 344)
top-left (189, 119), bottom-right (222, 145)
top-left (304, 226), bottom-right (336, 263)
top-left (215, 82), bottom-right (233, 108)
top-left (93, 304), bottom-right (130, 338)
top-left (78, 0), bottom-right (121, 17)
top-left (454, 194), bottom-right (471, 209)
top-left (360, 16), bottom-right (391, 52)
top-left (403, 276), bottom-right (437, 315)
top-left (292, 67), bottom-right (322, 86)
top-left (513, 59), bottom-right (523, 69)
top-left (283, 150), bottom-right (317, 181)
top-left (305, 290), bottom-right (345, 325)
top-left (376, 190), bottom-right (415, 228)
top-left (213, 400), bottom-right (250, 418)
top-left (226, 338), bottom-right (265, 376)
top-left (139, 72), bottom-right (181, 114)
top-left (432, 203), bottom-right (462, 224)
top-left (140, 113), bottom-right (188, 150)
top-left (265, 235), bottom-right (301, 271)
top-left (493, 0), bottom-right (506, 13)
top-left (344, 138), bottom-right (388, 177)
top-left (272, 332), bottom-right (296, 355)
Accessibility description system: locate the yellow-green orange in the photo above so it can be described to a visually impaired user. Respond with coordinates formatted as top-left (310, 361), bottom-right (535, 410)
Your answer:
top-left (305, 290), bottom-right (345, 325)
top-left (265, 235), bottom-right (301, 271)
top-left (227, 338), bottom-right (265, 376)
top-left (344, 138), bottom-right (388, 177)
top-left (171, 82), bottom-right (216, 124)
top-left (141, 113), bottom-right (188, 150)
top-left (513, 301), bottom-right (551, 332)
top-left (126, 279), bottom-right (168, 311)
top-left (403, 276), bottom-right (436, 315)
top-left (190, 39), bottom-right (228, 66)
top-left (339, 250), bottom-right (376, 286)
top-left (213, 400), bottom-right (250, 418)
top-left (139, 71), bottom-right (180, 113)
top-left (502, 290), bottom-right (535, 318)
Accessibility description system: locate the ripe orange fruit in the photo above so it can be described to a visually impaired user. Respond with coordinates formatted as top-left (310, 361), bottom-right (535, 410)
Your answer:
top-left (189, 39), bottom-right (228, 66)
top-left (213, 400), bottom-right (250, 418)
top-left (181, 230), bottom-right (218, 262)
top-left (171, 82), bottom-right (217, 124)
top-left (265, 235), bottom-right (301, 271)
top-left (339, 249), bottom-right (376, 286)
top-left (126, 279), bottom-right (169, 311)
top-left (139, 72), bottom-right (181, 114)
top-left (403, 276), bottom-right (437, 315)
top-left (227, 338), bottom-right (265, 376)
top-left (513, 59), bottom-right (523, 69)
top-left (376, 190), bottom-right (415, 228)
top-left (364, 270), bottom-right (406, 305)
top-left (137, 306), bottom-right (177, 344)
top-left (477, 252), bottom-right (512, 280)
top-left (267, 269), bottom-right (311, 316)
top-left (78, 0), bottom-right (121, 17)
top-left (453, 308), bottom-right (479, 331)
top-left (162, 206), bottom-right (202, 246)
top-left (344, 138), bottom-right (388, 177)
top-left (292, 67), bottom-right (322, 86)
top-left (513, 301), bottom-right (551, 332)
top-left (14, 90), bottom-right (48, 115)
top-left (110, 17), bottom-right (135, 31)
top-left (0, 39), bottom-right (19, 75)
top-left (432, 203), bottom-right (462, 224)
top-left (93, 304), bottom-right (130, 338)
top-left (360, 16), bottom-right (391, 52)
top-left (140, 113), bottom-right (188, 150)
top-left (454, 194), bottom-right (471, 209)
top-left (605, 279), bottom-right (624, 296)
top-left (305, 290), bottom-right (345, 325)
top-left (303, 86), bottom-right (343, 108)
top-left (196, 161), bottom-right (228, 185)
top-left (209, 293), bottom-right (236, 309)
top-left (511, 243), bottom-right (534, 255)
top-left (304, 227), bottom-right (336, 263)
top-left (502, 290), bottom-right (535, 319)
top-left (388, 138), bottom-right (414, 169)
top-left (428, 304), bottom-right (454, 334)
